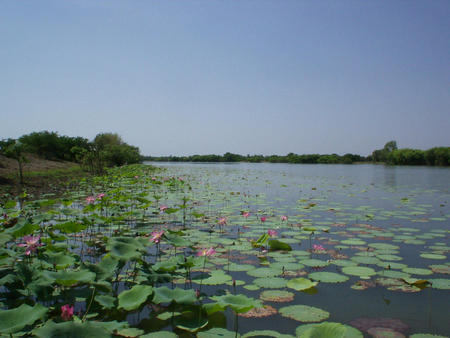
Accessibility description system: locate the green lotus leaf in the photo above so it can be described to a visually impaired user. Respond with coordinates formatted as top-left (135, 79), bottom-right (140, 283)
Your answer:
top-left (402, 267), bottom-right (433, 276)
top-left (279, 304), bottom-right (329, 322)
top-left (379, 270), bottom-right (411, 279)
top-left (429, 278), bottom-right (450, 290)
top-left (253, 277), bottom-right (287, 289)
top-left (342, 266), bottom-right (376, 277)
top-left (377, 254), bottom-right (403, 261)
top-left (287, 278), bottom-right (318, 291)
top-left (243, 330), bottom-right (295, 337)
top-left (227, 263), bottom-right (256, 272)
top-left (53, 221), bottom-right (87, 234)
top-left (117, 328), bottom-right (144, 337)
top-left (420, 253), bottom-right (446, 260)
top-left (409, 333), bottom-right (448, 338)
top-left (198, 271), bottom-right (232, 285)
top-left (43, 251), bottom-right (76, 269)
top-left (211, 294), bottom-right (262, 313)
top-left (44, 269), bottom-right (96, 286)
top-left (173, 309), bottom-right (208, 332)
top-left (268, 239), bottom-right (292, 251)
top-left (341, 239), bottom-right (366, 246)
top-left (260, 290), bottom-right (294, 302)
top-left (309, 272), bottom-right (349, 283)
top-left (33, 320), bottom-right (110, 338)
top-left (295, 322), bottom-right (363, 337)
top-left (153, 286), bottom-right (197, 304)
top-left (368, 243), bottom-right (399, 250)
top-left (301, 259), bottom-right (329, 268)
top-left (118, 284), bottom-right (153, 311)
top-left (106, 241), bottom-right (142, 261)
top-left (0, 303), bottom-right (47, 334)
top-left (198, 327), bottom-right (239, 337)
top-left (351, 256), bottom-right (381, 265)
top-left (141, 331), bottom-right (178, 338)
top-left (95, 294), bottom-right (116, 309)
top-left (247, 267), bottom-right (282, 278)
top-left (332, 259), bottom-right (358, 267)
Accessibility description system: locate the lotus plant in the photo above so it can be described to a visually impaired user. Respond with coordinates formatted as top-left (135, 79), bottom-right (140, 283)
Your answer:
top-left (17, 235), bottom-right (42, 256)
top-left (197, 247), bottom-right (216, 292)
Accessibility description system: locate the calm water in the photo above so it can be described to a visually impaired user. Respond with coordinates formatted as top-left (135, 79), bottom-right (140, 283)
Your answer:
top-left (146, 162), bottom-right (450, 336)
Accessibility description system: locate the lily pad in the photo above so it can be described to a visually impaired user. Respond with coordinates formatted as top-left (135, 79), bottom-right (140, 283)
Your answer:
top-left (342, 266), bottom-right (376, 277)
top-left (402, 267), bottom-right (433, 276)
top-left (429, 278), bottom-right (450, 290)
top-left (253, 277), bottom-right (287, 289)
top-left (0, 304), bottom-right (47, 334)
top-left (287, 278), bottom-right (318, 291)
top-left (33, 320), bottom-right (110, 338)
top-left (308, 272), bottom-right (349, 283)
top-left (260, 290), bottom-right (294, 302)
top-left (118, 285), bottom-right (153, 311)
top-left (295, 322), bottom-right (363, 337)
top-left (279, 304), bottom-right (329, 322)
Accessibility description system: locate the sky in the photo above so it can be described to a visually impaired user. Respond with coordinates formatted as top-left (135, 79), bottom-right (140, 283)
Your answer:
top-left (1, 0), bottom-right (449, 157)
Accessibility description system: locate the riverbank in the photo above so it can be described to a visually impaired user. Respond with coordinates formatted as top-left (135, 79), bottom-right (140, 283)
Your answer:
top-left (0, 154), bottom-right (89, 199)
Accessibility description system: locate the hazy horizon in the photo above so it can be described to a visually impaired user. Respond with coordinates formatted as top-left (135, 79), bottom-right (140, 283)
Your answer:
top-left (1, 1), bottom-right (449, 157)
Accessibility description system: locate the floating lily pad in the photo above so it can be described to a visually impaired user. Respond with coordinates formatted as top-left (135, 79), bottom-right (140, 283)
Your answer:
top-left (198, 328), bottom-right (239, 337)
top-left (342, 266), bottom-right (376, 277)
top-left (243, 329), bottom-right (294, 337)
top-left (367, 327), bottom-right (405, 338)
top-left (141, 331), bottom-right (178, 338)
top-left (429, 278), bottom-right (450, 290)
top-left (253, 277), bottom-right (287, 289)
top-left (402, 267), bottom-right (433, 276)
top-left (301, 259), bottom-right (329, 268)
top-left (429, 264), bottom-right (450, 274)
top-left (287, 278), bottom-right (318, 291)
top-left (260, 290), bottom-right (294, 303)
top-left (308, 272), bottom-right (349, 283)
top-left (247, 267), bottom-right (282, 278)
top-left (420, 253), bottom-right (446, 260)
top-left (295, 322), bottom-right (363, 337)
top-left (279, 305), bottom-right (329, 322)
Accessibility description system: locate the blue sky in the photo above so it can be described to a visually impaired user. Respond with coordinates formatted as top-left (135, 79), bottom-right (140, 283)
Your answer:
top-left (1, 0), bottom-right (449, 156)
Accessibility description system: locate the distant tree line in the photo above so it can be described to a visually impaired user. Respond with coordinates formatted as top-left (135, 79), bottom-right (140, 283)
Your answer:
top-left (367, 141), bottom-right (450, 166)
top-left (144, 142), bottom-right (449, 166)
top-left (143, 152), bottom-right (365, 164)
top-left (0, 131), bottom-right (141, 176)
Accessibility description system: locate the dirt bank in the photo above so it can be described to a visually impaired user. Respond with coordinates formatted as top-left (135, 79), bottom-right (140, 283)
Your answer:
top-left (0, 154), bottom-right (88, 199)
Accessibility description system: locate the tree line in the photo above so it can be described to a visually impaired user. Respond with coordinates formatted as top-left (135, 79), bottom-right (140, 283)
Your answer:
top-left (144, 141), bottom-right (449, 166)
top-left (0, 131), bottom-right (142, 180)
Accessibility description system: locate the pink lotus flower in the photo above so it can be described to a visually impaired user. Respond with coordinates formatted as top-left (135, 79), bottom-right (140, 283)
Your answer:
top-left (313, 244), bottom-right (325, 252)
top-left (61, 304), bottom-right (74, 321)
top-left (18, 235), bottom-right (42, 255)
top-left (281, 215), bottom-right (288, 221)
top-left (86, 196), bottom-right (95, 204)
top-left (267, 229), bottom-right (277, 237)
top-left (150, 230), bottom-right (164, 244)
top-left (218, 217), bottom-right (227, 226)
top-left (197, 247), bottom-right (216, 257)
top-left (97, 193), bottom-right (105, 200)
top-left (134, 175), bottom-right (139, 179)
top-left (261, 216), bottom-right (267, 222)
top-left (242, 212), bottom-right (250, 218)
top-left (159, 205), bottom-right (168, 213)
